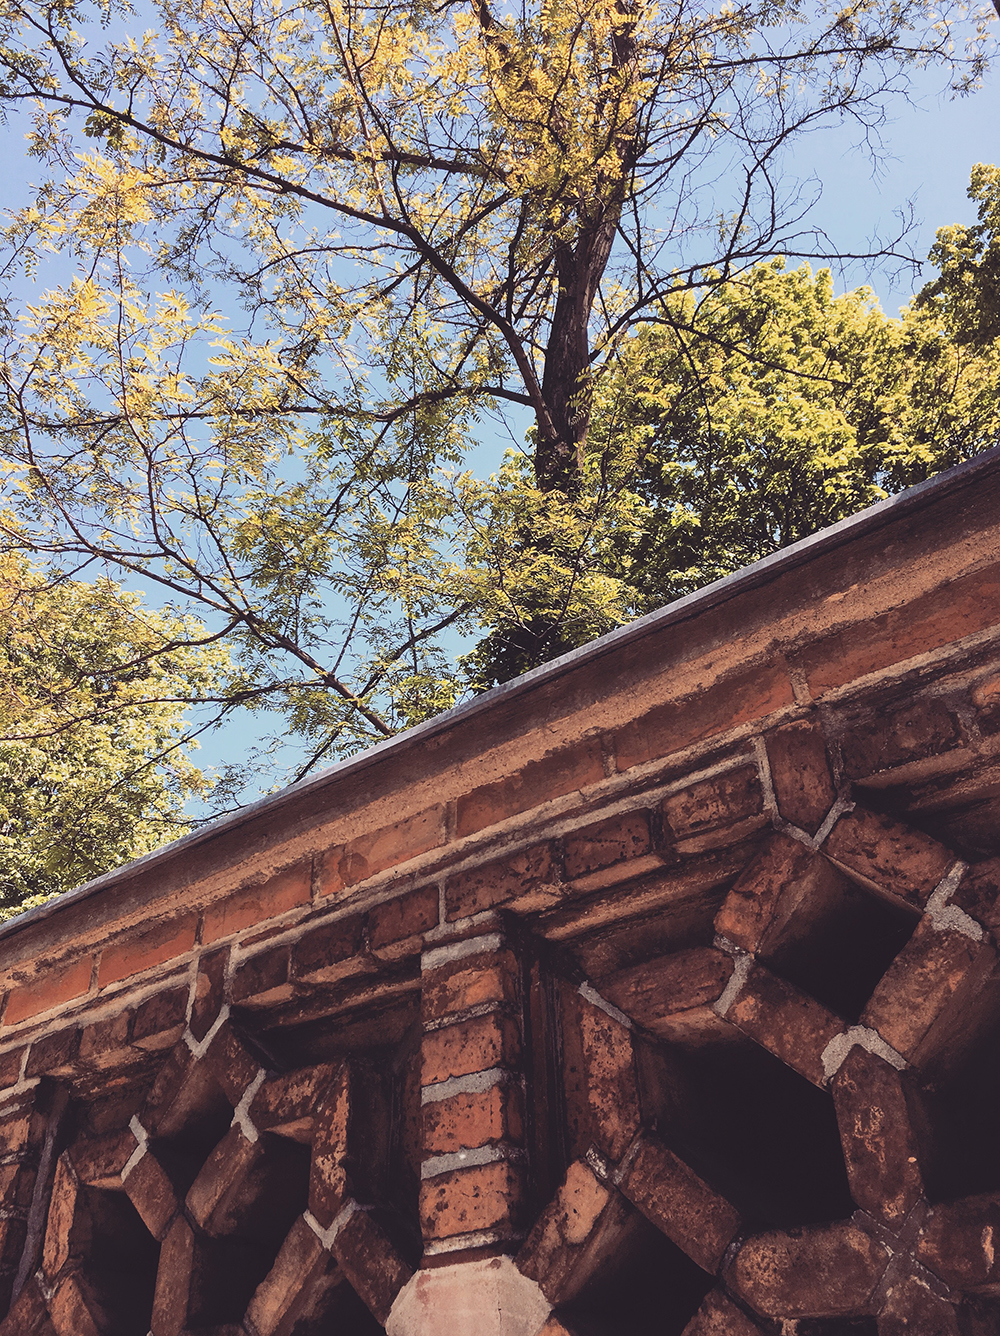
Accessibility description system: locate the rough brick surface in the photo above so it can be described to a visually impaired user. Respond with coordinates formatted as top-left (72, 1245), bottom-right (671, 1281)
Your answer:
top-left (563, 814), bottom-right (652, 882)
top-left (764, 719), bottom-right (836, 833)
top-left (599, 948), bottom-right (733, 1037)
top-left (560, 983), bottom-right (640, 1162)
top-left (421, 1013), bottom-right (520, 1086)
top-left (456, 742), bottom-right (606, 839)
top-left (446, 844), bottom-right (560, 921)
top-left (5, 958), bottom-right (92, 1026)
top-left (823, 806), bottom-right (953, 905)
top-left (681, 1291), bottom-right (766, 1335)
top-left (202, 862), bottom-right (312, 943)
top-left (662, 766), bottom-right (764, 851)
top-left (723, 963), bottom-right (843, 1087)
top-left (728, 1221), bottom-right (888, 1318)
top-left (840, 696), bottom-right (961, 779)
top-left (419, 1160), bottom-right (525, 1240)
top-left (713, 833), bottom-right (821, 953)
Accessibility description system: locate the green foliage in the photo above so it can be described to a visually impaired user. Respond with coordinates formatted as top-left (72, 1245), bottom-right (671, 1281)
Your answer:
top-left (919, 163), bottom-right (1000, 346)
top-left (0, 555), bottom-right (226, 916)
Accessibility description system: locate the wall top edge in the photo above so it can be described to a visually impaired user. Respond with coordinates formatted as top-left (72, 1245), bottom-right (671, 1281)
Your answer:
top-left (3, 442), bottom-right (999, 945)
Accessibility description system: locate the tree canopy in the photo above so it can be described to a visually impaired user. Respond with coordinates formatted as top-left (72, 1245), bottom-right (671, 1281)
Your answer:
top-left (0, 554), bottom-right (225, 915)
top-left (0, 0), bottom-right (996, 801)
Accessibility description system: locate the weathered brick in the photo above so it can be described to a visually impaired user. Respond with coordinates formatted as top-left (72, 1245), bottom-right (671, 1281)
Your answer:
top-left (617, 1133), bottom-right (742, 1273)
top-left (291, 914), bottom-right (368, 984)
top-left (951, 857), bottom-right (1000, 935)
top-left (78, 1011), bottom-right (135, 1069)
top-left (47, 1274), bottom-right (102, 1336)
top-left (723, 963), bottom-right (844, 1088)
top-left (308, 1063), bottom-right (351, 1228)
top-left (517, 1159), bottom-right (632, 1306)
top-left (662, 766), bottom-right (764, 851)
top-left (560, 982), bottom-right (640, 1162)
top-left (244, 1213), bottom-right (341, 1336)
top-left (916, 1194), bottom-right (1000, 1292)
top-left (423, 1081), bottom-right (523, 1155)
top-left (764, 719), bottom-right (836, 833)
top-left (681, 1292), bottom-right (766, 1335)
top-left (251, 1062), bottom-right (340, 1141)
top-left (714, 832), bottom-right (821, 954)
top-left (189, 947), bottom-right (228, 1042)
top-left (563, 813), bottom-right (652, 881)
top-left (123, 1146), bottom-right (181, 1240)
top-left (230, 944), bottom-right (293, 1006)
top-left (599, 948), bottom-right (733, 1038)
top-left (369, 885), bottom-right (440, 957)
top-left (320, 806), bottom-right (448, 893)
top-left (823, 806), bottom-right (953, 906)
top-left (831, 1045), bottom-right (924, 1229)
top-left (5, 958), bottom-right (92, 1027)
top-left (185, 1123), bottom-right (264, 1234)
top-left (456, 742), bottom-right (606, 840)
top-left (876, 1273), bottom-right (961, 1336)
top-left (419, 1159), bottom-right (525, 1240)
top-left (331, 1206), bottom-right (413, 1322)
top-left (132, 986), bottom-right (188, 1050)
top-left (202, 1021), bottom-right (265, 1104)
top-left (728, 1221), bottom-right (889, 1318)
top-left (446, 844), bottom-right (560, 920)
top-left (202, 861), bottom-right (312, 943)
top-left (0, 1275), bottom-right (53, 1336)
top-left (25, 1027), bottom-right (81, 1079)
top-left (422, 949), bottom-right (521, 1024)
top-left (0, 1047), bottom-right (24, 1090)
top-left (614, 663), bottom-right (794, 773)
top-left (68, 1129), bottom-right (135, 1189)
top-left (792, 561), bottom-right (1000, 698)
top-left (861, 917), bottom-right (996, 1063)
top-left (840, 696), bottom-right (961, 780)
top-left (98, 913), bottom-right (197, 988)
top-left (421, 1012), bottom-right (521, 1086)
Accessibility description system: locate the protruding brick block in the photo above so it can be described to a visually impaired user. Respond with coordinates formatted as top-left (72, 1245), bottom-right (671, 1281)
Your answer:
top-left (41, 1155), bottom-right (81, 1280)
top-left (563, 814), bottom-right (660, 890)
top-left (823, 806), bottom-right (953, 906)
top-left (291, 914), bottom-right (369, 984)
top-left (560, 982), bottom-right (640, 1162)
top-left (764, 720), bottom-right (836, 833)
top-left (46, 1274), bottom-right (102, 1336)
top-left (445, 844), bottom-right (561, 921)
top-left (714, 833), bottom-right (820, 954)
top-left (251, 1062), bottom-right (339, 1142)
top-left (727, 1220), bottom-right (889, 1317)
top-left (0, 1276), bottom-right (55, 1336)
top-left (617, 1133), bottom-right (742, 1274)
top-left (599, 949), bottom-right (733, 1042)
top-left (419, 1159), bottom-right (525, 1241)
top-left (230, 943), bottom-right (293, 1007)
top-left (68, 1129), bottom-right (135, 1189)
top-left (370, 885), bottom-right (440, 958)
top-left (189, 947), bottom-right (228, 1041)
top-left (332, 1206), bottom-right (414, 1323)
top-left (916, 1193), bottom-right (1000, 1292)
top-left (185, 1124), bottom-right (263, 1235)
top-left (861, 917), bottom-right (996, 1063)
top-left (132, 986), bottom-right (188, 1050)
top-left (202, 1020), bottom-right (266, 1104)
top-left (840, 696), bottom-right (961, 780)
top-left (831, 1045), bottom-right (924, 1228)
top-left (681, 1291), bottom-right (766, 1335)
top-left (517, 1159), bottom-right (632, 1305)
top-left (723, 963), bottom-right (844, 1088)
top-left (951, 857), bottom-right (1000, 935)
top-left (422, 949), bottom-right (520, 1024)
top-left (24, 1028), bottom-right (81, 1079)
top-left (123, 1146), bottom-right (182, 1240)
top-left (309, 1064), bottom-right (352, 1229)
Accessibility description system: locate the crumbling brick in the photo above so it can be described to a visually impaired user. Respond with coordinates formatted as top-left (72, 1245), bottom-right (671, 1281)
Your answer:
top-left (824, 806), bottom-right (953, 906)
top-left (764, 719), bottom-right (836, 833)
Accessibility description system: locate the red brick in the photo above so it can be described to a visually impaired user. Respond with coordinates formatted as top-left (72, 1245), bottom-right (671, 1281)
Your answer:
top-left (861, 918), bottom-right (996, 1063)
top-left (876, 1273), bottom-right (961, 1336)
top-left (419, 1159), bottom-right (525, 1240)
top-left (662, 767), bottom-right (763, 847)
top-left (423, 1082), bottom-right (523, 1155)
top-left (724, 963), bottom-right (844, 1088)
top-left (831, 1045), bottom-right (924, 1229)
top-left (0, 1047), bottom-right (24, 1089)
top-left (599, 948), bottom-right (733, 1037)
top-left (98, 914), bottom-right (197, 988)
top-left (614, 663), bottom-right (794, 773)
top-left (201, 861), bottom-right (311, 943)
top-left (422, 950), bottom-right (520, 1023)
top-left (68, 1129), bottom-right (135, 1189)
top-left (840, 696), bottom-right (960, 779)
top-left (792, 561), bottom-right (1000, 698)
top-left (4, 958), bottom-right (92, 1027)
top-left (189, 947), bottom-right (228, 1041)
top-left (951, 857), bottom-right (1000, 935)
top-left (456, 742), bottom-right (606, 840)
top-left (517, 1159), bottom-right (631, 1306)
top-left (245, 1213), bottom-right (341, 1336)
top-left (185, 1124), bottom-right (263, 1233)
top-left (250, 1061), bottom-right (339, 1140)
top-left (422, 1013), bottom-right (521, 1086)
top-left (446, 844), bottom-right (560, 920)
top-left (681, 1292), bottom-right (766, 1335)
top-left (563, 813), bottom-right (651, 880)
top-left (132, 987), bottom-right (188, 1050)
top-left (823, 806), bottom-right (953, 906)
top-left (291, 914), bottom-right (368, 983)
top-left (728, 1220), bottom-right (888, 1318)
top-left (369, 885), bottom-right (440, 956)
top-left (0, 1275), bottom-right (53, 1336)
top-left (122, 1148), bottom-right (181, 1240)
top-left (618, 1133), bottom-right (742, 1273)
top-left (78, 1011), bottom-right (135, 1068)
top-left (915, 1194), bottom-right (1000, 1292)
top-left (560, 982), bottom-right (640, 1162)
top-left (47, 1274), bottom-right (102, 1336)
top-left (24, 1028), bottom-right (81, 1078)
top-left (331, 1206), bottom-right (414, 1323)
top-left (230, 944), bottom-right (293, 1006)
top-left (764, 719), bottom-right (836, 833)
top-left (202, 1021), bottom-right (263, 1104)
top-left (714, 833), bottom-right (821, 953)
top-left (320, 806), bottom-right (448, 893)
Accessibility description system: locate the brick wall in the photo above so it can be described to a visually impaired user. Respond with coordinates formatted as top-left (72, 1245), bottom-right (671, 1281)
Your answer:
top-left (1, 451), bottom-right (1000, 1333)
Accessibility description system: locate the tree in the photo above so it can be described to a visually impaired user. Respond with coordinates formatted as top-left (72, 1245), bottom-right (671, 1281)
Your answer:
top-left (0, 553), bottom-right (225, 916)
top-left (0, 0), bottom-right (995, 781)
top-left (465, 255), bottom-right (1000, 682)
top-left (918, 163), bottom-right (1000, 347)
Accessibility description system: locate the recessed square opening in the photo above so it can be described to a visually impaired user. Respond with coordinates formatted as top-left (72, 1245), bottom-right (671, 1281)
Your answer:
top-left (658, 1031), bottom-right (854, 1228)
top-left (757, 856), bottom-right (918, 1022)
top-left (556, 1212), bottom-right (713, 1336)
top-left (80, 1187), bottom-right (160, 1336)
